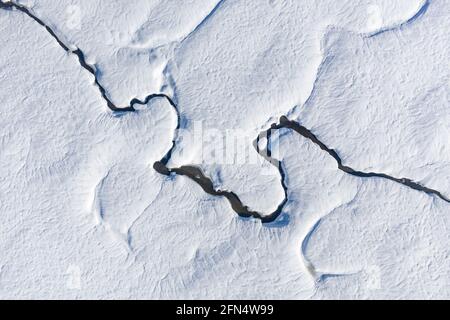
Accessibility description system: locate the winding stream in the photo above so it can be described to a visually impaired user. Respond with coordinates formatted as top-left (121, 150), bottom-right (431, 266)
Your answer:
top-left (1, 0), bottom-right (448, 226)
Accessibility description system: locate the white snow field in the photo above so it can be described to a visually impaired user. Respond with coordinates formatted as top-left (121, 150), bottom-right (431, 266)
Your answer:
top-left (0, 0), bottom-right (448, 299)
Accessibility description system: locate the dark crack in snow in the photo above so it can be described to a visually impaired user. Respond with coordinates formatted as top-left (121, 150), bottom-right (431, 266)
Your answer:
top-left (2, 0), bottom-right (448, 228)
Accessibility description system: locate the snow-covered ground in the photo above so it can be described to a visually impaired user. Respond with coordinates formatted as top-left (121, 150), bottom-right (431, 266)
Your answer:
top-left (0, 0), bottom-right (448, 299)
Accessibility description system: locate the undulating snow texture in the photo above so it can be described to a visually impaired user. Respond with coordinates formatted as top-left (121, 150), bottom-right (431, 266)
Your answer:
top-left (0, 0), bottom-right (448, 299)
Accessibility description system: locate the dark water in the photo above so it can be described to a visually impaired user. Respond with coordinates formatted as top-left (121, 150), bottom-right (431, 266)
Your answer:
top-left (3, 1), bottom-right (447, 226)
